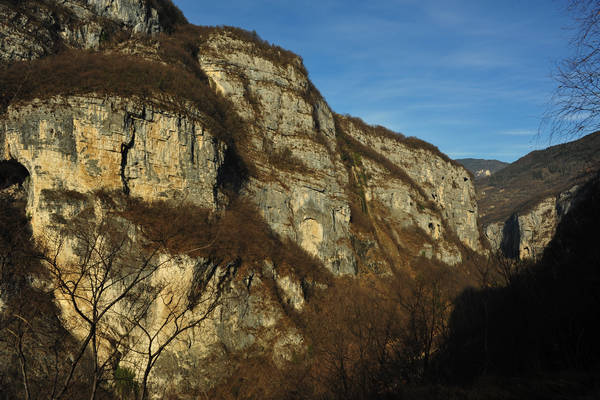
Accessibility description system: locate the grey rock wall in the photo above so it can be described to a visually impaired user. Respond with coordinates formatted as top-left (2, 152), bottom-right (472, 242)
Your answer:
top-left (0, 2), bottom-right (489, 394)
top-left (484, 185), bottom-right (580, 259)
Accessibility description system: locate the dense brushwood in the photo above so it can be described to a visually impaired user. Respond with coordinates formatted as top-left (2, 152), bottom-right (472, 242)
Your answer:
top-left (104, 193), bottom-right (332, 285)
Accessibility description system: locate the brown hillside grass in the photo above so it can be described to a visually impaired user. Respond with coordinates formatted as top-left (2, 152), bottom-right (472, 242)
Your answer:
top-left (336, 114), bottom-right (467, 172)
top-left (477, 131), bottom-right (600, 225)
top-left (0, 51), bottom-right (213, 117)
top-left (114, 193), bottom-right (331, 284)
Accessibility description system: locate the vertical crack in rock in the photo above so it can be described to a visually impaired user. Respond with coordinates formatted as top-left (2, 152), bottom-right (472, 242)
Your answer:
top-left (331, 209), bottom-right (336, 232)
top-left (120, 132), bottom-right (135, 195)
top-left (190, 125), bottom-right (196, 165)
top-left (312, 101), bottom-right (321, 133)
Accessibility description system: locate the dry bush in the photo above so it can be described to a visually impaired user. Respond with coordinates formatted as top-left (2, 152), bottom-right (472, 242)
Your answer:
top-left (118, 194), bottom-right (331, 285)
top-left (267, 147), bottom-right (310, 174)
top-left (348, 199), bottom-right (374, 234)
top-left (0, 51), bottom-right (214, 118)
top-left (335, 114), bottom-right (465, 171)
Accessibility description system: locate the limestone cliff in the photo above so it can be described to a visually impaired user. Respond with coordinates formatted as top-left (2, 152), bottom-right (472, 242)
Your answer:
top-left (484, 185), bottom-right (579, 259)
top-left (477, 132), bottom-right (600, 259)
top-left (0, 0), bottom-right (485, 396)
top-left (0, 0), bottom-right (185, 63)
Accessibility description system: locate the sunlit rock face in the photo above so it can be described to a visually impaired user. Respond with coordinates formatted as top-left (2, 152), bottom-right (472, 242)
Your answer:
top-left (196, 32), bottom-right (483, 272)
top-left (0, 0), bottom-right (164, 64)
top-left (85, 0), bottom-right (161, 34)
top-left (0, 0), bottom-right (487, 395)
top-left (485, 185), bottom-right (579, 260)
top-left (0, 96), bottom-right (224, 233)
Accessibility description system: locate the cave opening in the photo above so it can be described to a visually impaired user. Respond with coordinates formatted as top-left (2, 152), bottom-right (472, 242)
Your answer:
top-left (0, 159), bottom-right (30, 190)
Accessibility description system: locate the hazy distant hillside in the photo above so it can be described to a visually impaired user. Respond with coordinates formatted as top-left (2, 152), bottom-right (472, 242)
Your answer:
top-left (476, 132), bottom-right (600, 225)
top-left (455, 158), bottom-right (508, 179)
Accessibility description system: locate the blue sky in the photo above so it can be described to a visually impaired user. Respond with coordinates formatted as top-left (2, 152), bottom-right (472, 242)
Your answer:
top-left (172, 0), bottom-right (575, 162)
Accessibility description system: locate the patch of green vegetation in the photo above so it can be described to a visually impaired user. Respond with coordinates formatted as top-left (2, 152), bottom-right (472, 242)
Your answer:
top-left (113, 366), bottom-right (139, 400)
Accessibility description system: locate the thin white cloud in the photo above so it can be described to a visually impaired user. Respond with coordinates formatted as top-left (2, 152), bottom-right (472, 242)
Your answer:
top-left (441, 50), bottom-right (514, 68)
top-left (447, 151), bottom-right (477, 158)
top-left (498, 129), bottom-right (536, 136)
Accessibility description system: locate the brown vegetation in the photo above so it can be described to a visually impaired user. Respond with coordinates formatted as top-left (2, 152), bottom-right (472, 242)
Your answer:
top-left (336, 114), bottom-right (466, 171)
top-left (108, 192), bottom-right (331, 285)
top-left (208, 260), bottom-right (463, 400)
top-left (476, 131), bottom-right (600, 225)
top-left (0, 51), bottom-right (215, 122)
top-left (267, 147), bottom-right (310, 174)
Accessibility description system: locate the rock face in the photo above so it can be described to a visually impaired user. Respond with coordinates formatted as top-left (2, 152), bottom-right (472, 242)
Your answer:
top-left (476, 132), bottom-right (600, 260)
top-left (1, 97), bottom-right (224, 233)
top-left (0, 0), bottom-right (183, 64)
top-left (485, 185), bottom-right (579, 260)
top-left (196, 32), bottom-right (482, 273)
top-left (0, 0), bottom-right (485, 396)
top-left (85, 0), bottom-right (162, 34)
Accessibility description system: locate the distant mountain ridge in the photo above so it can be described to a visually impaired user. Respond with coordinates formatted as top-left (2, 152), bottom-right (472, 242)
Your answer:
top-left (455, 158), bottom-right (508, 179)
top-left (477, 131), bottom-right (600, 226)
top-left (475, 132), bottom-right (600, 260)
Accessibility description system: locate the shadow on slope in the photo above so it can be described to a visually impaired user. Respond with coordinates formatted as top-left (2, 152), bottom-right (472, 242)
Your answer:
top-left (442, 172), bottom-right (600, 393)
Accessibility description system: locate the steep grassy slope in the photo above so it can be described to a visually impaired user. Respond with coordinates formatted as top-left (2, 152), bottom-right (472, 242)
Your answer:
top-left (476, 132), bottom-right (600, 225)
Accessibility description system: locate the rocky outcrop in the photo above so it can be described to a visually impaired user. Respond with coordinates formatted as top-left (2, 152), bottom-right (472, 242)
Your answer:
top-left (485, 185), bottom-right (579, 259)
top-left (85, 0), bottom-right (161, 34)
top-left (0, 96), bottom-right (224, 234)
top-left (0, 2), bottom-right (486, 396)
top-left (196, 31), bottom-right (483, 272)
top-left (0, 0), bottom-right (183, 64)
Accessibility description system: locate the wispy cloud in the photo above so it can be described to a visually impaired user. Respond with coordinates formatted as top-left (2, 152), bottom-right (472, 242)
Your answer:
top-left (441, 51), bottom-right (515, 69)
top-left (498, 129), bottom-right (537, 136)
top-left (447, 151), bottom-right (477, 158)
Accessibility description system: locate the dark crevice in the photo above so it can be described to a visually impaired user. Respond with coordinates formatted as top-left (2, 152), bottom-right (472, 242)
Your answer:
top-left (0, 159), bottom-right (30, 190)
top-left (500, 213), bottom-right (520, 259)
top-left (190, 126), bottom-right (197, 164)
top-left (120, 133), bottom-right (135, 195)
top-left (216, 146), bottom-right (248, 198)
top-left (312, 101), bottom-right (321, 133)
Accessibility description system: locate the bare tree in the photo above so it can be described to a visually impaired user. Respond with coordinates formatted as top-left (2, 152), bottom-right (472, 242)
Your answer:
top-left (545, 0), bottom-right (600, 139)
top-left (395, 263), bottom-right (455, 382)
top-left (119, 257), bottom-right (236, 400)
top-left (39, 196), bottom-right (230, 400)
top-left (42, 208), bottom-right (167, 400)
